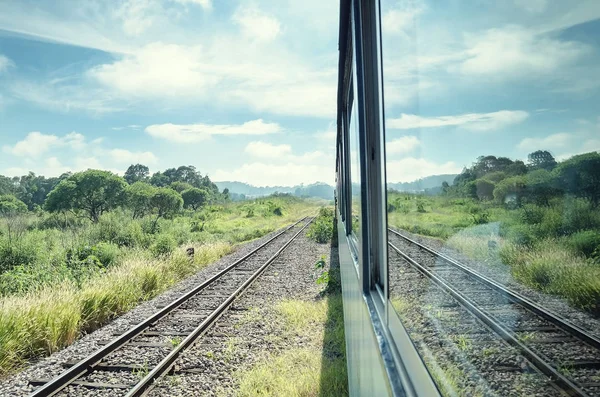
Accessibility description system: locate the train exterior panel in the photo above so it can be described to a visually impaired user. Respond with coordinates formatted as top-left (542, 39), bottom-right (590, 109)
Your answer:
top-left (335, 0), bottom-right (440, 395)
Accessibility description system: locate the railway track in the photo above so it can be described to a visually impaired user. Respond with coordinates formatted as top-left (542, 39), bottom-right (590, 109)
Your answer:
top-left (388, 228), bottom-right (600, 397)
top-left (28, 217), bottom-right (312, 397)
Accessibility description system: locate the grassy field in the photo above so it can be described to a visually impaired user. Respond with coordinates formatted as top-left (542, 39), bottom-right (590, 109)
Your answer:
top-left (0, 195), bottom-right (321, 375)
top-left (387, 192), bottom-right (600, 315)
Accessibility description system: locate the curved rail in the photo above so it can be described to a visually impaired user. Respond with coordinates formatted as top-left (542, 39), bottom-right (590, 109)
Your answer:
top-left (388, 228), bottom-right (600, 351)
top-left (30, 217), bottom-right (310, 397)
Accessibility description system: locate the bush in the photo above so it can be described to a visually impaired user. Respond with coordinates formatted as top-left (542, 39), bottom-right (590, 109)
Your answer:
top-left (307, 207), bottom-right (334, 244)
top-left (565, 231), bottom-right (600, 258)
top-left (519, 204), bottom-right (545, 225)
top-left (94, 242), bottom-right (121, 267)
top-left (151, 235), bottom-right (176, 257)
top-left (0, 242), bottom-right (38, 273)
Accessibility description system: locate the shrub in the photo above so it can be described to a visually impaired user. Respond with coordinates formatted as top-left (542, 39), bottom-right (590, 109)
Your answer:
top-left (307, 219), bottom-right (332, 244)
top-left (565, 231), bottom-right (600, 258)
top-left (94, 242), bottom-right (121, 267)
top-left (151, 235), bottom-right (176, 257)
top-left (307, 207), bottom-right (334, 244)
top-left (519, 204), bottom-right (545, 225)
top-left (0, 242), bottom-right (38, 273)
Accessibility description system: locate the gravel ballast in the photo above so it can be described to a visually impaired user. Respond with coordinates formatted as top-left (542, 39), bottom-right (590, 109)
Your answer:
top-left (0, 219), bottom-right (329, 397)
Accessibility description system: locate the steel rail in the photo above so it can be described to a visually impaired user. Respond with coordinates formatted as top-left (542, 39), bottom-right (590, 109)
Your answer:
top-left (125, 218), bottom-right (313, 396)
top-left (388, 228), bottom-right (600, 351)
top-left (29, 217), bottom-right (309, 397)
top-left (388, 242), bottom-right (589, 397)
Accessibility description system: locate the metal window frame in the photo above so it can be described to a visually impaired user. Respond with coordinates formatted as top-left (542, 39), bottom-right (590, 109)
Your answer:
top-left (348, 0), bottom-right (442, 395)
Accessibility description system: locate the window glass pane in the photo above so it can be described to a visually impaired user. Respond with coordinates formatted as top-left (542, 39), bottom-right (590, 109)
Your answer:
top-left (382, 1), bottom-right (600, 396)
top-left (349, 84), bottom-right (361, 242)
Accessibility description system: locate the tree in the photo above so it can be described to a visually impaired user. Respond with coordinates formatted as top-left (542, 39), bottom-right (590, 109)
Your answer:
top-left (124, 164), bottom-right (150, 185)
top-left (493, 176), bottom-right (526, 206)
top-left (45, 170), bottom-right (127, 222)
top-left (150, 188), bottom-right (183, 231)
top-left (222, 188), bottom-right (230, 201)
top-left (170, 181), bottom-right (194, 193)
top-left (0, 175), bottom-right (16, 196)
top-left (528, 150), bottom-right (557, 171)
top-left (11, 172), bottom-right (63, 210)
top-left (524, 169), bottom-right (559, 206)
top-left (182, 188), bottom-right (208, 210)
top-left (475, 179), bottom-right (495, 200)
top-left (505, 160), bottom-right (528, 176)
top-left (126, 182), bottom-right (156, 219)
top-left (555, 152), bottom-right (600, 205)
top-left (0, 195), bottom-right (28, 215)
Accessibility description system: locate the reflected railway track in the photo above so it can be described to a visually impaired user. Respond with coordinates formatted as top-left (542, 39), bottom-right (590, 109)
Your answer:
top-left (388, 228), bottom-right (600, 397)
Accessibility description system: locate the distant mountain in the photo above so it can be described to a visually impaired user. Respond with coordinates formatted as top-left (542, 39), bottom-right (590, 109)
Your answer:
top-left (387, 174), bottom-right (458, 193)
top-left (215, 181), bottom-right (334, 200)
top-left (217, 174), bottom-right (456, 201)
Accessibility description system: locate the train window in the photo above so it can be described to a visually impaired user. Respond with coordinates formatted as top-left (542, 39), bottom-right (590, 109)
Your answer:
top-left (348, 82), bottom-right (361, 245)
top-left (381, 1), bottom-right (600, 396)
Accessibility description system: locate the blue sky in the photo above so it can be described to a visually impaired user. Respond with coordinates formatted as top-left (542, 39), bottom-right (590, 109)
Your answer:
top-left (0, 0), bottom-right (598, 186)
top-left (380, 0), bottom-right (600, 182)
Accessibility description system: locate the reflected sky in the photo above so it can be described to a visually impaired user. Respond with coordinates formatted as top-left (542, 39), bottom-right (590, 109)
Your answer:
top-left (381, 0), bottom-right (600, 183)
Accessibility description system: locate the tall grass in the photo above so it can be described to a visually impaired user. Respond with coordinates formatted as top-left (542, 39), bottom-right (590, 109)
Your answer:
top-left (237, 295), bottom-right (347, 397)
top-left (0, 195), bottom-right (319, 374)
top-left (0, 243), bottom-right (231, 374)
top-left (388, 192), bottom-right (600, 314)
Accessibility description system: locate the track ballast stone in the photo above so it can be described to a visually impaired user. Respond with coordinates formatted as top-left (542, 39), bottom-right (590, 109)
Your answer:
top-left (148, 229), bottom-right (331, 396)
top-left (0, 222), bottom-right (317, 397)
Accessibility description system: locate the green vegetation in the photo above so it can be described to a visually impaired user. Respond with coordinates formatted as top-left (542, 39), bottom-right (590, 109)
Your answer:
top-left (237, 246), bottom-right (346, 397)
top-left (307, 207), bottom-right (334, 244)
top-left (388, 151), bottom-right (600, 315)
top-left (0, 164), bottom-right (319, 375)
top-left (237, 296), bottom-right (347, 397)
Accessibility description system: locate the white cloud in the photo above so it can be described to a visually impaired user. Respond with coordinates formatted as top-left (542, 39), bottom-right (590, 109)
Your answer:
top-left (517, 133), bottom-right (572, 151)
top-left (2, 131), bottom-right (89, 158)
top-left (145, 119), bottom-right (282, 143)
top-left (114, 0), bottom-right (158, 37)
top-left (458, 26), bottom-right (590, 78)
top-left (171, 0), bottom-right (212, 9)
top-left (109, 149), bottom-right (158, 164)
top-left (387, 110), bottom-right (529, 132)
top-left (62, 132), bottom-right (86, 150)
top-left (233, 5), bottom-right (281, 41)
top-left (514, 0), bottom-right (547, 13)
top-left (2, 132), bottom-right (154, 177)
top-left (89, 43), bottom-right (216, 98)
top-left (112, 125), bottom-right (142, 131)
top-left (245, 141), bottom-right (292, 159)
top-left (3, 132), bottom-right (60, 157)
top-left (214, 161), bottom-right (333, 186)
top-left (0, 54), bottom-right (13, 73)
top-left (386, 136), bottom-right (420, 155)
top-left (387, 157), bottom-right (461, 183)
top-left (86, 39), bottom-right (336, 118)
top-left (215, 141), bottom-right (334, 186)
top-left (382, 6), bottom-right (423, 35)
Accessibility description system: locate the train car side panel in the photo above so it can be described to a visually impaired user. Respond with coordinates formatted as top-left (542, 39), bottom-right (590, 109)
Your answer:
top-left (337, 214), bottom-right (393, 396)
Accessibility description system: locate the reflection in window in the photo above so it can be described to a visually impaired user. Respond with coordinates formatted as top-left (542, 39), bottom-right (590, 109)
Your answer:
top-left (349, 84), bottom-right (361, 242)
top-left (382, 1), bottom-right (600, 396)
